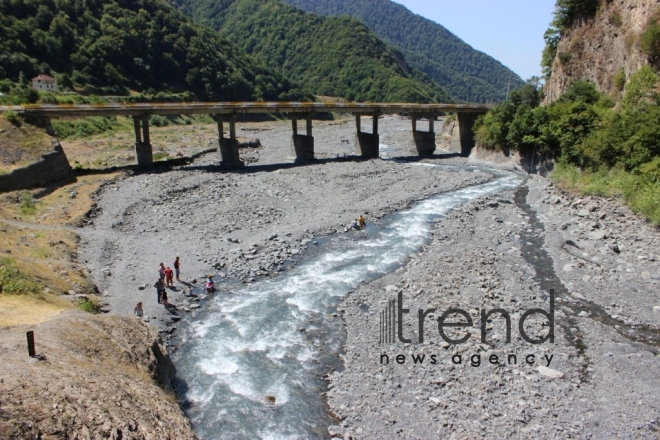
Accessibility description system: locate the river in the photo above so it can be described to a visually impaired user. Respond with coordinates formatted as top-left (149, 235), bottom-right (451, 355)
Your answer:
top-left (172, 164), bottom-right (524, 439)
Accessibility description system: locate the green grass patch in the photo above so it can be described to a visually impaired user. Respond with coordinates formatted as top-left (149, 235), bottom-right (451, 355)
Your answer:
top-left (19, 191), bottom-right (36, 215)
top-left (552, 161), bottom-right (660, 225)
top-left (3, 110), bottom-right (22, 127)
top-left (0, 258), bottom-right (42, 295)
top-left (78, 296), bottom-right (100, 313)
top-left (51, 116), bottom-right (131, 139)
top-left (153, 152), bottom-right (171, 161)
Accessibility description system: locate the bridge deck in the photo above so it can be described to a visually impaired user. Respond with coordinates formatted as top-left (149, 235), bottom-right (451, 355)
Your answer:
top-left (0, 102), bottom-right (492, 118)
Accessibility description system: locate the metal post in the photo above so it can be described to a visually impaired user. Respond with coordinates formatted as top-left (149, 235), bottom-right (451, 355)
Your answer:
top-left (355, 114), bottom-right (361, 133)
top-left (373, 113), bottom-right (378, 135)
top-left (292, 118), bottom-right (298, 136)
top-left (217, 116), bottom-right (224, 140)
top-left (306, 116), bottom-right (312, 137)
top-left (429, 116), bottom-right (434, 133)
top-left (412, 116), bottom-right (417, 132)
top-left (133, 118), bottom-right (142, 144)
top-left (27, 331), bottom-right (35, 357)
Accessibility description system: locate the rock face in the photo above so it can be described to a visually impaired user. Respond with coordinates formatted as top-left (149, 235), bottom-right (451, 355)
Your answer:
top-left (0, 312), bottom-right (196, 439)
top-left (544, 0), bottom-right (658, 103)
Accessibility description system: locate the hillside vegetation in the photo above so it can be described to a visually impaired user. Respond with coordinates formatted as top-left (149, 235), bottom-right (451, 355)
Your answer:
top-left (173, 0), bottom-right (451, 103)
top-left (0, 0), bottom-right (307, 101)
top-left (280, 0), bottom-right (524, 103)
top-left (475, 68), bottom-right (660, 224)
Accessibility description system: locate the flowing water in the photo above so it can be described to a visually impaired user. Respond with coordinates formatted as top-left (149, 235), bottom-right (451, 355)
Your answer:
top-left (173, 165), bottom-right (524, 439)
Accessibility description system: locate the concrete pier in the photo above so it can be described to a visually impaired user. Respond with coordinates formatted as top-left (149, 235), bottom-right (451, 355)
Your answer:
top-left (411, 116), bottom-right (436, 156)
top-left (456, 112), bottom-right (479, 157)
top-left (217, 115), bottom-right (244, 168)
top-left (133, 116), bottom-right (153, 167)
top-left (354, 113), bottom-right (380, 158)
top-left (290, 116), bottom-right (314, 162)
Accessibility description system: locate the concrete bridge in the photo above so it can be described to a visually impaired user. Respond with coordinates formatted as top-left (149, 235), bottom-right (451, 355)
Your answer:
top-left (2, 102), bottom-right (492, 168)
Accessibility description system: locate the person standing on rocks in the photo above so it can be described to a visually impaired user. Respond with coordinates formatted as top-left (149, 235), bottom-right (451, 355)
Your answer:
top-left (174, 256), bottom-right (181, 282)
top-left (358, 214), bottom-right (366, 228)
top-left (134, 302), bottom-right (144, 318)
top-left (160, 285), bottom-right (169, 305)
top-left (154, 279), bottom-right (164, 304)
top-left (158, 262), bottom-right (166, 281)
top-left (164, 266), bottom-right (174, 287)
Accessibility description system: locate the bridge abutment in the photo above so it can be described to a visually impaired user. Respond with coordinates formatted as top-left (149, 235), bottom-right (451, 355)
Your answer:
top-left (354, 113), bottom-right (379, 158)
top-left (133, 116), bottom-right (153, 167)
top-left (456, 112), bottom-right (479, 157)
top-left (290, 116), bottom-right (314, 162)
top-left (411, 116), bottom-right (436, 156)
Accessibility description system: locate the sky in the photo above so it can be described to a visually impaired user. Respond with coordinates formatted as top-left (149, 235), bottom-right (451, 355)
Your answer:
top-left (393, 0), bottom-right (557, 81)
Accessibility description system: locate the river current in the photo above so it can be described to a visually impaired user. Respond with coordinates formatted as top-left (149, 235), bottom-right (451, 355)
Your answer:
top-left (173, 164), bottom-right (524, 439)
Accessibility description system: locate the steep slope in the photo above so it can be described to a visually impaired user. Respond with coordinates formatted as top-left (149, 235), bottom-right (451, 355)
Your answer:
top-left (543, 0), bottom-right (659, 102)
top-left (0, 0), bottom-right (307, 100)
top-left (173, 0), bottom-right (451, 103)
top-left (281, 0), bottom-right (524, 102)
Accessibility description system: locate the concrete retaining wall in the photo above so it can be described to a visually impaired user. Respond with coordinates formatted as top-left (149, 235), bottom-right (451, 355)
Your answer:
top-left (0, 140), bottom-right (74, 192)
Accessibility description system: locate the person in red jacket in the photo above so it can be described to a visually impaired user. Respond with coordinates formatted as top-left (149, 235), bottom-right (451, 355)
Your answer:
top-left (164, 266), bottom-right (174, 287)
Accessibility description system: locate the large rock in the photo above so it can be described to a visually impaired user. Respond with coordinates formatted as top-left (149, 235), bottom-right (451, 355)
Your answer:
top-left (538, 366), bottom-right (564, 379)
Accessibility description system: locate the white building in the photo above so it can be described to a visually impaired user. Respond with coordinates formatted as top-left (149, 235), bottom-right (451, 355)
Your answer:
top-left (31, 74), bottom-right (58, 92)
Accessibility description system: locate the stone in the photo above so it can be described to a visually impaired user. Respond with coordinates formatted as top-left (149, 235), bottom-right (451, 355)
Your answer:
top-left (265, 396), bottom-right (276, 404)
top-left (385, 285), bottom-right (399, 292)
top-left (585, 202), bottom-right (599, 212)
top-left (572, 291), bottom-right (586, 300)
top-left (589, 231), bottom-right (607, 240)
top-left (577, 209), bottom-right (590, 217)
top-left (328, 425), bottom-right (344, 437)
top-left (429, 397), bottom-right (442, 405)
top-left (578, 311), bottom-right (589, 317)
top-left (653, 306), bottom-right (660, 314)
top-left (538, 366), bottom-right (563, 379)
top-left (562, 264), bottom-right (574, 272)
top-left (608, 244), bottom-right (620, 253)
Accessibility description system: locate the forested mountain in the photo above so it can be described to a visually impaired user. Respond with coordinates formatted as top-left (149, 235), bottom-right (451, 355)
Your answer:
top-left (281, 0), bottom-right (524, 103)
top-left (0, 0), bottom-right (307, 100)
top-left (171, 0), bottom-right (451, 103)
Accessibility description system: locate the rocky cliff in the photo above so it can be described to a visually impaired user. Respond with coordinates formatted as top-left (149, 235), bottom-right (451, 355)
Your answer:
top-left (0, 312), bottom-right (197, 439)
top-left (544, 0), bottom-right (660, 102)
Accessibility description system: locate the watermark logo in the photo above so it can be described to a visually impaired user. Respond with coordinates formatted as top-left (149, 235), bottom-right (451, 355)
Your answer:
top-left (379, 289), bottom-right (554, 345)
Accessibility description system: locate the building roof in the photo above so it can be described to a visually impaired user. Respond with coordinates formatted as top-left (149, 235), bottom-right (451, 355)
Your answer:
top-left (32, 74), bottom-right (56, 81)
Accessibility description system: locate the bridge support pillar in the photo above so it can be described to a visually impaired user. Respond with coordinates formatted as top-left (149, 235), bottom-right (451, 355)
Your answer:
top-left (216, 115), bottom-right (244, 168)
top-left (411, 116), bottom-right (436, 156)
top-left (354, 113), bottom-right (379, 158)
top-left (290, 115), bottom-right (314, 162)
top-left (456, 112), bottom-right (479, 157)
top-left (133, 116), bottom-right (152, 167)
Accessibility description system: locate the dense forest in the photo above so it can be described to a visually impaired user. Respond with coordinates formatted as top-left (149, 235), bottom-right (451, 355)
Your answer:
top-left (475, 68), bottom-right (660, 224)
top-left (0, 0), bottom-right (308, 101)
top-left (171, 0), bottom-right (451, 103)
top-left (280, 0), bottom-right (524, 103)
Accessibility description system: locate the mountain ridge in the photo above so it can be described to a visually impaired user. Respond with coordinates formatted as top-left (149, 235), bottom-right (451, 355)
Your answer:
top-left (281, 0), bottom-right (524, 102)
top-left (171, 0), bottom-right (452, 103)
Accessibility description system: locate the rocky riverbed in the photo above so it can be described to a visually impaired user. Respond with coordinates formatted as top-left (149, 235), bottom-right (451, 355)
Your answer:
top-left (77, 115), bottom-right (660, 438)
top-left (326, 175), bottom-right (660, 439)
